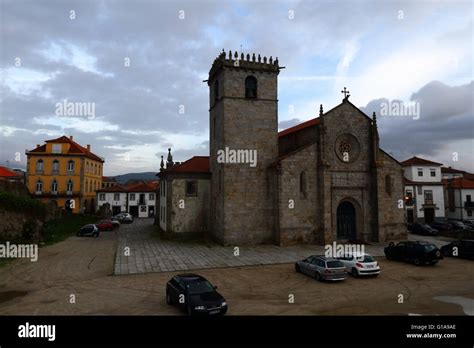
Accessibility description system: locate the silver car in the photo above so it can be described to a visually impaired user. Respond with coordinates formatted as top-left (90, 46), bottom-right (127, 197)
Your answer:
top-left (295, 255), bottom-right (348, 281)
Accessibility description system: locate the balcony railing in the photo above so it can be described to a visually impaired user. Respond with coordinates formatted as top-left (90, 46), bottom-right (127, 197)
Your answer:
top-left (32, 190), bottom-right (81, 198)
top-left (464, 201), bottom-right (474, 209)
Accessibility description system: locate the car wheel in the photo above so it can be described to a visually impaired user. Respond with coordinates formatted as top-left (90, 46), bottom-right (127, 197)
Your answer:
top-left (315, 272), bottom-right (321, 281)
top-left (351, 268), bottom-right (358, 277)
top-left (413, 258), bottom-right (421, 266)
top-left (166, 292), bottom-right (172, 305)
top-left (295, 264), bottom-right (300, 273)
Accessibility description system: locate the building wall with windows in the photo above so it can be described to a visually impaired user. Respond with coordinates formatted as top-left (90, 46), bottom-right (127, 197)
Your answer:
top-left (26, 135), bottom-right (104, 213)
top-left (402, 157), bottom-right (445, 223)
top-left (444, 178), bottom-right (474, 220)
top-left (96, 181), bottom-right (157, 218)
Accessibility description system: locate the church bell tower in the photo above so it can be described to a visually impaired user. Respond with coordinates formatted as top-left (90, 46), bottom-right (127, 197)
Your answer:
top-left (208, 50), bottom-right (281, 245)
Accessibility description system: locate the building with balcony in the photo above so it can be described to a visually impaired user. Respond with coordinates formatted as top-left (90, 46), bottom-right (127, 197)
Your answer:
top-left (401, 156), bottom-right (445, 224)
top-left (25, 135), bottom-right (105, 213)
top-left (96, 181), bottom-right (158, 217)
top-left (443, 177), bottom-right (474, 220)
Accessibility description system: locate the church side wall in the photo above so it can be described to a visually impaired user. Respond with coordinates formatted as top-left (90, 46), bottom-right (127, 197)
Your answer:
top-left (169, 178), bottom-right (211, 235)
top-left (278, 144), bottom-right (318, 245)
top-left (376, 150), bottom-right (407, 241)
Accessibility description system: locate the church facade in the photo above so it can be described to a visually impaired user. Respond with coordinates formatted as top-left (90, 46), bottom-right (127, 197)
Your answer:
top-left (157, 50), bottom-right (406, 246)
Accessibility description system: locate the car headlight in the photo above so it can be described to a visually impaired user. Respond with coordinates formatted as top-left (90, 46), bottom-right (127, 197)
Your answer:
top-left (221, 302), bottom-right (227, 307)
top-left (194, 306), bottom-right (206, 311)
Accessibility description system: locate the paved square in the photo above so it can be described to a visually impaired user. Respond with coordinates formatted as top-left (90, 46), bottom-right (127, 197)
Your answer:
top-left (113, 219), bottom-right (443, 275)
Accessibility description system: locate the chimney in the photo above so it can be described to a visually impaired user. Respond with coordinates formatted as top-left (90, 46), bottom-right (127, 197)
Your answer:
top-left (70, 135), bottom-right (73, 141)
top-left (36, 144), bottom-right (40, 148)
top-left (86, 144), bottom-right (90, 151)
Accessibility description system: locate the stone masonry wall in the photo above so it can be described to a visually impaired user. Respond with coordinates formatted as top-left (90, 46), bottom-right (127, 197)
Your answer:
top-left (278, 144), bottom-right (318, 245)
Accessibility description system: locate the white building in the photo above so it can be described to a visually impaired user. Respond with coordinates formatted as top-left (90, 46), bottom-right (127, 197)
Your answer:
top-left (401, 156), bottom-right (445, 224)
top-left (444, 177), bottom-right (474, 220)
top-left (96, 181), bottom-right (158, 217)
top-left (126, 181), bottom-right (157, 218)
top-left (97, 184), bottom-right (128, 215)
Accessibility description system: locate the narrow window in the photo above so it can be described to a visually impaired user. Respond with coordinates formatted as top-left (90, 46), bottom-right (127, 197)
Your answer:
top-left (52, 159), bottom-right (59, 173)
top-left (417, 168), bottom-right (423, 176)
top-left (245, 76), bottom-right (257, 98)
top-left (186, 180), bottom-right (198, 196)
top-left (299, 171), bottom-right (307, 199)
top-left (67, 160), bottom-right (75, 172)
top-left (385, 175), bottom-right (392, 195)
top-left (430, 168), bottom-right (436, 177)
top-left (36, 159), bottom-right (44, 172)
top-left (36, 180), bottom-right (43, 193)
top-left (214, 80), bottom-right (219, 103)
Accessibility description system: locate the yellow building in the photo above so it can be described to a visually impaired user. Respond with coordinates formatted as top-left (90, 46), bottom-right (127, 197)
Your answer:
top-left (25, 135), bottom-right (104, 213)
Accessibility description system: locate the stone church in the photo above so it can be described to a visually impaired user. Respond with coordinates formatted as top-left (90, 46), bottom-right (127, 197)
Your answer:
top-left (157, 50), bottom-right (406, 246)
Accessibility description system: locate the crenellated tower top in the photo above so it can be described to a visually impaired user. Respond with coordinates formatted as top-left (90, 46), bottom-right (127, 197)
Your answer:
top-left (208, 49), bottom-right (281, 83)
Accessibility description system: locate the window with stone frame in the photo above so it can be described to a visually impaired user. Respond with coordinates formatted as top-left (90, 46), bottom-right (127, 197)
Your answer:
top-left (185, 180), bottom-right (198, 197)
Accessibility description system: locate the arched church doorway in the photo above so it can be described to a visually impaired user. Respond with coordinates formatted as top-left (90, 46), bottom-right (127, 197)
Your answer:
top-left (337, 201), bottom-right (356, 240)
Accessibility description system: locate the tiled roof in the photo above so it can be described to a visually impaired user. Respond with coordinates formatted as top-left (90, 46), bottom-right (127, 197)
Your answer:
top-left (441, 167), bottom-right (466, 174)
top-left (126, 181), bottom-right (158, 192)
top-left (97, 184), bottom-right (129, 192)
top-left (401, 156), bottom-right (443, 167)
top-left (163, 156), bottom-right (210, 174)
top-left (443, 178), bottom-right (474, 189)
top-left (0, 166), bottom-right (22, 177)
top-left (28, 136), bottom-right (104, 162)
top-left (278, 118), bottom-right (320, 138)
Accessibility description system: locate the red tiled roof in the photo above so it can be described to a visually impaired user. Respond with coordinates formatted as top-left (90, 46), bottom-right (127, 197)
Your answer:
top-left (97, 184), bottom-right (129, 192)
top-left (126, 181), bottom-right (158, 192)
top-left (401, 156), bottom-right (443, 167)
top-left (28, 136), bottom-right (104, 162)
top-left (164, 156), bottom-right (210, 174)
top-left (441, 167), bottom-right (466, 174)
top-left (0, 166), bottom-right (22, 177)
top-left (278, 118), bottom-right (320, 138)
top-left (102, 176), bottom-right (117, 182)
top-left (443, 178), bottom-right (474, 189)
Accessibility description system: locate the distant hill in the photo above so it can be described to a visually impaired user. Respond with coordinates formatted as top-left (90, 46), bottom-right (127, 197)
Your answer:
top-left (112, 172), bottom-right (157, 184)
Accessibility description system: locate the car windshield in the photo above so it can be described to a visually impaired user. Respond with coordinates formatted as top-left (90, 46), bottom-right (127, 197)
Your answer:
top-left (359, 255), bottom-right (375, 262)
top-left (186, 280), bottom-right (215, 295)
top-left (423, 244), bottom-right (436, 252)
top-left (326, 260), bottom-right (344, 268)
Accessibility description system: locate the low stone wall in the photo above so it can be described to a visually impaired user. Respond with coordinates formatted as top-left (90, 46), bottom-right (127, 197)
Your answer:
top-left (0, 210), bottom-right (43, 243)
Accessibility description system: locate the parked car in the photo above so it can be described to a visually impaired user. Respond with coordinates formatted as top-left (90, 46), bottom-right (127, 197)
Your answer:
top-left (112, 213), bottom-right (133, 224)
top-left (429, 221), bottom-right (453, 232)
top-left (440, 240), bottom-right (474, 260)
top-left (448, 220), bottom-right (471, 231)
top-left (95, 220), bottom-right (114, 231)
top-left (166, 274), bottom-right (227, 316)
top-left (336, 253), bottom-right (380, 277)
top-left (77, 224), bottom-right (99, 238)
top-left (295, 255), bottom-right (347, 281)
top-left (461, 220), bottom-right (474, 229)
top-left (110, 219), bottom-right (120, 229)
top-left (384, 241), bottom-right (443, 265)
top-left (410, 223), bottom-right (438, 236)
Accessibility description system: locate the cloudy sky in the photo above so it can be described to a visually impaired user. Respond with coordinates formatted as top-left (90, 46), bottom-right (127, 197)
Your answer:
top-left (1, 0), bottom-right (473, 175)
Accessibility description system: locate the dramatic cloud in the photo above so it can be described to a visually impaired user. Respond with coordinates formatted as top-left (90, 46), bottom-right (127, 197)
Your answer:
top-left (0, 0), bottom-right (472, 174)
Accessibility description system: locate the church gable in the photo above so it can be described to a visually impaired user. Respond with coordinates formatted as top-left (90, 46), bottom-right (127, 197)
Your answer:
top-left (322, 100), bottom-right (374, 171)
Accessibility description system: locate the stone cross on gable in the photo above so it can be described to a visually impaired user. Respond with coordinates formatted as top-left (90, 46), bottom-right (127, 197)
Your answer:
top-left (341, 87), bottom-right (350, 101)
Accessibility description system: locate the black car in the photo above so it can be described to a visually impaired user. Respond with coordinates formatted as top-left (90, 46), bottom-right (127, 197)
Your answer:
top-left (429, 221), bottom-right (453, 232)
top-left (440, 240), bottom-right (474, 260)
top-left (166, 274), bottom-right (227, 316)
top-left (448, 220), bottom-right (471, 231)
top-left (384, 241), bottom-right (443, 265)
top-left (410, 223), bottom-right (438, 236)
top-left (77, 224), bottom-right (99, 237)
